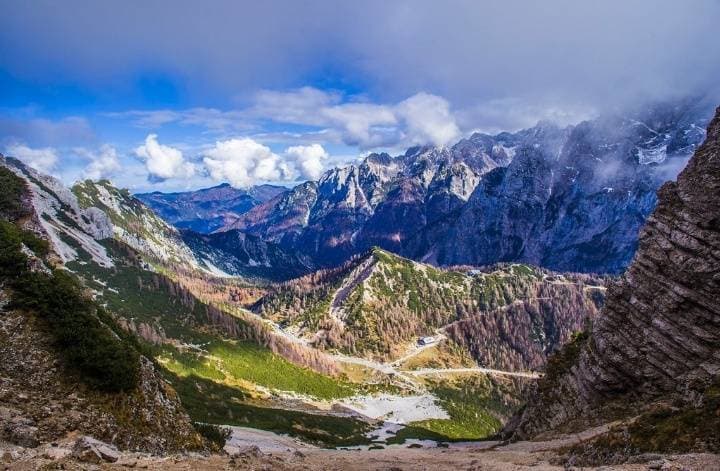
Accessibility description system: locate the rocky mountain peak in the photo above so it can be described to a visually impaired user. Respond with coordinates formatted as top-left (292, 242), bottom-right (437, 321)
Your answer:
top-left (364, 151), bottom-right (394, 166)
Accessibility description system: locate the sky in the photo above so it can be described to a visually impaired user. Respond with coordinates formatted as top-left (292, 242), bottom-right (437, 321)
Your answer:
top-left (1, 0), bottom-right (719, 192)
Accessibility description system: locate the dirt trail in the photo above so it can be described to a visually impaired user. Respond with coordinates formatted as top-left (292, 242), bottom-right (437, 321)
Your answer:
top-left (408, 366), bottom-right (542, 379)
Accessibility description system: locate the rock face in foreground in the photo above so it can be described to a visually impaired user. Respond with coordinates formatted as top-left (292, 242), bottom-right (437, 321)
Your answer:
top-left (0, 165), bottom-right (203, 454)
top-left (0, 300), bottom-right (204, 454)
top-left (509, 107), bottom-right (720, 440)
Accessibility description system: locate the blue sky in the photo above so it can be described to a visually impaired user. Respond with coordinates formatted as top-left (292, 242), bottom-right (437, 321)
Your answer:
top-left (1, 0), bottom-right (719, 192)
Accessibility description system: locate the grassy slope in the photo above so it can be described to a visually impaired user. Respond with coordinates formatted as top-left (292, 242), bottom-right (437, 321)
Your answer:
top-left (388, 375), bottom-right (528, 443)
top-left (169, 374), bottom-right (371, 447)
top-left (159, 340), bottom-right (357, 400)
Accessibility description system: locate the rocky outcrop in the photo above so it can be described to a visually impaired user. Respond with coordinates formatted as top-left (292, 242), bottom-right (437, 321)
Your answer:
top-left (0, 167), bottom-right (204, 454)
top-left (72, 179), bottom-right (201, 267)
top-left (1, 155), bottom-right (116, 268)
top-left (508, 106), bottom-right (720, 440)
top-left (0, 306), bottom-right (204, 453)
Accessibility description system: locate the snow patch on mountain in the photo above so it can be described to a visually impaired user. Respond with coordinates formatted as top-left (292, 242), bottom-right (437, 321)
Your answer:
top-left (339, 393), bottom-right (449, 423)
top-left (637, 144), bottom-right (668, 165)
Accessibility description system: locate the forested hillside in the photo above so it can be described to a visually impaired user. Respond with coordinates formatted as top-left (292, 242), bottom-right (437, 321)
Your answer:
top-left (255, 248), bottom-right (606, 367)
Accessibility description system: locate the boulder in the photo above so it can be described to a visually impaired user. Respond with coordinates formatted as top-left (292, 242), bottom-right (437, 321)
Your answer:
top-left (227, 444), bottom-right (262, 459)
top-left (3, 417), bottom-right (39, 448)
top-left (42, 445), bottom-right (72, 460)
top-left (72, 436), bottom-right (120, 463)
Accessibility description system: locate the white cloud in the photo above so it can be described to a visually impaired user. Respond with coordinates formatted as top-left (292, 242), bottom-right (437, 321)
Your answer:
top-left (396, 93), bottom-right (460, 146)
top-left (135, 134), bottom-right (196, 180)
top-left (458, 97), bottom-right (597, 134)
top-left (6, 143), bottom-right (59, 174)
top-left (110, 89), bottom-right (462, 151)
top-left (203, 138), bottom-right (293, 188)
top-left (252, 87), bottom-right (340, 125)
top-left (250, 88), bottom-right (457, 149)
top-left (285, 144), bottom-right (329, 180)
top-left (78, 144), bottom-right (122, 180)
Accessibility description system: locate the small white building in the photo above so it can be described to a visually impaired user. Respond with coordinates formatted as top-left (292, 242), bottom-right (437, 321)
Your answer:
top-left (418, 336), bottom-right (436, 346)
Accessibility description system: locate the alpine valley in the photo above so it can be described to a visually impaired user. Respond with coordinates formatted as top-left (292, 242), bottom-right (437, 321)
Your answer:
top-left (1, 97), bottom-right (719, 470)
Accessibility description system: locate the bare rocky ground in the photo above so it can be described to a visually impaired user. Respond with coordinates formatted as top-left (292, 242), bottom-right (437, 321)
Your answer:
top-left (2, 426), bottom-right (719, 471)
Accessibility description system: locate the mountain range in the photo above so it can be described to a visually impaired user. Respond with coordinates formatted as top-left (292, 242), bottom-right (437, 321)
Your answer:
top-left (0, 150), bottom-right (601, 450)
top-left (141, 97), bottom-right (713, 274)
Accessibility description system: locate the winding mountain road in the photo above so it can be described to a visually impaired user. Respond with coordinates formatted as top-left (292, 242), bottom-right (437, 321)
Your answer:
top-left (247, 307), bottom-right (543, 387)
top-left (406, 367), bottom-right (542, 379)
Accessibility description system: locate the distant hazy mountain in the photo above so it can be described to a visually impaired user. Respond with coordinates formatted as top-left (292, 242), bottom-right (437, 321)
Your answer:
top-left (219, 97), bottom-right (713, 273)
top-left (137, 182), bottom-right (286, 233)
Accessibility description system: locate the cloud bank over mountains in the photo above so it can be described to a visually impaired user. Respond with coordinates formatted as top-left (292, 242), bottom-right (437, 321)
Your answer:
top-left (135, 134), bottom-right (197, 181)
top-left (1, 0), bottom-right (719, 190)
top-left (116, 89), bottom-right (461, 150)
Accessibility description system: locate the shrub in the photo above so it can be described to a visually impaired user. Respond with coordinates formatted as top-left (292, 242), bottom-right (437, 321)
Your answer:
top-left (193, 423), bottom-right (230, 451)
top-left (0, 166), bottom-right (29, 221)
top-left (20, 229), bottom-right (50, 257)
top-left (0, 220), bottom-right (27, 277)
top-left (9, 270), bottom-right (140, 392)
